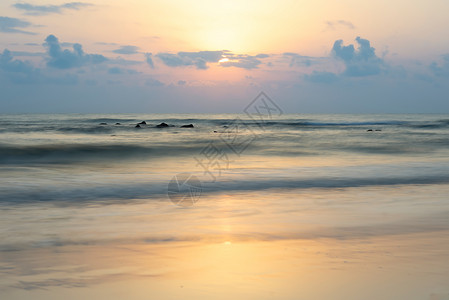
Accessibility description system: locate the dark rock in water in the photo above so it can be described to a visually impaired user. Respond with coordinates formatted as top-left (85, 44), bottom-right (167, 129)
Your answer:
top-left (223, 125), bottom-right (229, 128)
top-left (180, 124), bottom-right (194, 128)
top-left (138, 121), bottom-right (147, 125)
top-left (214, 130), bottom-right (218, 133)
top-left (99, 122), bottom-right (107, 125)
top-left (375, 129), bottom-right (382, 131)
top-left (156, 122), bottom-right (169, 128)
top-left (367, 129), bottom-right (373, 132)
top-left (135, 124), bottom-right (141, 128)
top-left (115, 122), bottom-right (121, 125)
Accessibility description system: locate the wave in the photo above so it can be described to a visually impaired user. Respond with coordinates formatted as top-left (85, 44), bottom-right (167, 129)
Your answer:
top-left (0, 143), bottom-right (207, 164)
top-left (2, 174), bottom-right (449, 204)
top-left (2, 118), bottom-right (449, 135)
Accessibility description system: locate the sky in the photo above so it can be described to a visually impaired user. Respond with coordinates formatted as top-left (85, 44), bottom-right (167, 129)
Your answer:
top-left (1, 0), bottom-right (449, 113)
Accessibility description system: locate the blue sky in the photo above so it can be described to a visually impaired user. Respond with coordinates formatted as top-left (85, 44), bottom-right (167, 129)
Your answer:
top-left (1, 0), bottom-right (449, 113)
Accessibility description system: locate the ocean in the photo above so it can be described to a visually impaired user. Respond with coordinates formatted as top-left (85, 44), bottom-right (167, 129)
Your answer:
top-left (1, 113), bottom-right (449, 300)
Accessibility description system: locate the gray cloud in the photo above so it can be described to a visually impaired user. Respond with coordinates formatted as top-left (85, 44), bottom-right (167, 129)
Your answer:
top-left (219, 54), bottom-right (264, 69)
top-left (11, 51), bottom-right (45, 57)
top-left (145, 78), bottom-right (164, 87)
top-left (332, 36), bottom-right (385, 77)
top-left (0, 16), bottom-right (36, 35)
top-left (430, 54), bottom-right (449, 77)
top-left (325, 20), bottom-right (355, 31)
top-left (304, 71), bottom-right (339, 84)
top-left (0, 49), bottom-right (36, 74)
top-left (156, 51), bottom-right (225, 69)
top-left (44, 34), bottom-right (107, 69)
top-left (108, 67), bottom-right (124, 74)
top-left (112, 45), bottom-right (140, 55)
top-left (13, 2), bottom-right (93, 16)
top-left (145, 53), bottom-right (154, 68)
top-left (155, 50), bottom-right (269, 70)
top-left (1, 49), bottom-right (78, 85)
top-left (108, 57), bottom-right (142, 66)
top-left (108, 67), bottom-right (139, 75)
top-left (283, 52), bottom-right (314, 67)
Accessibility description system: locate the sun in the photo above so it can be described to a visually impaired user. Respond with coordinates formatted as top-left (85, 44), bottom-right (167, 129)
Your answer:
top-left (218, 57), bottom-right (229, 63)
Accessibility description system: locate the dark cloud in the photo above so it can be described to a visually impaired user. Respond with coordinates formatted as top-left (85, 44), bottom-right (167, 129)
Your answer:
top-left (145, 53), bottom-right (154, 68)
top-left (325, 20), bottom-right (355, 31)
top-left (0, 16), bottom-right (36, 35)
top-left (13, 2), bottom-right (93, 16)
top-left (112, 45), bottom-right (140, 55)
top-left (332, 36), bottom-right (385, 77)
top-left (304, 71), bottom-right (339, 84)
top-left (43, 34), bottom-right (107, 69)
top-left (156, 51), bottom-right (225, 69)
top-left (429, 54), bottom-right (449, 77)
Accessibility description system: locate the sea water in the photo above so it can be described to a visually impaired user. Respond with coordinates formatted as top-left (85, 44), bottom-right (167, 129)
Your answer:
top-left (0, 114), bottom-right (448, 300)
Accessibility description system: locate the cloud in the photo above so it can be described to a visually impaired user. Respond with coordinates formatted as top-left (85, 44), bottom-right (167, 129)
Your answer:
top-left (155, 50), bottom-right (269, 70)
top-left (112, 45), bottom-right (140, 55)
top-left (108, 67), bottom-right (124, 74)
top-left (283, 52), bottom-right (314, 67)
top-left (219, 54), bottom-right (264, 69)
top-left (304, 71), bottom-right (339, 84)
top-left (325, 20), bottom-right (355, 31)
top-left (429, 54), bottom-right (449, 77)
top-left (11, 51), bottom-right (45, 57)
top-left (332, 36), bottom-right (385, 77)
top-left (43, 34), bottom-right (107, 69)
top-left (145, 53), bottom-right (154, 68)
top-left (108, 67), bottom-right (139, 75)
top-left (145, 78), bottom-right (164, 87)
top-left (0, 49), bottom-right (36, 74)
top-left (156, 51), bottom-right (225, 69)
top-left (13, 2), bottom-right (92, 16)
top-left (108, 57), bottom-right (142, 66)
top-left (0, 49), bottom-right (76, 85)
top-left (0, 16), bottom-right (36, 35)
top-left (177, 80), bottom-right (186, 85)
